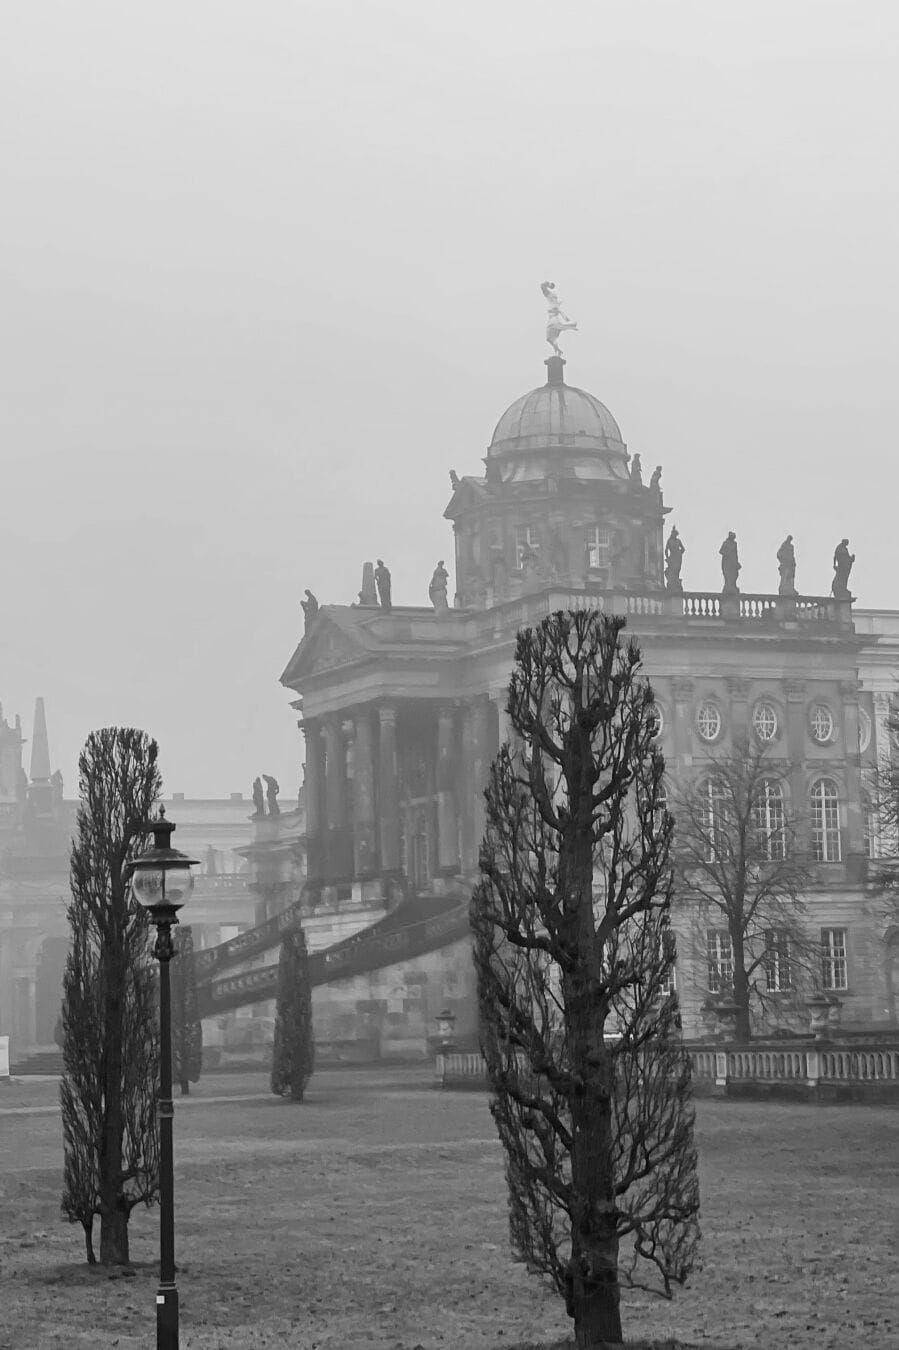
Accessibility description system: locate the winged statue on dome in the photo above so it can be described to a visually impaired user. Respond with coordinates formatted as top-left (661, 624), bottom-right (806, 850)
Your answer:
top-left (540, 281), bottom-right (578, 356)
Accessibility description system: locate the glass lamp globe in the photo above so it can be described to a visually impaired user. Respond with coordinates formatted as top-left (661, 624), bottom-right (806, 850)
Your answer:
top-left (131, 864), bottom-right (195, 911)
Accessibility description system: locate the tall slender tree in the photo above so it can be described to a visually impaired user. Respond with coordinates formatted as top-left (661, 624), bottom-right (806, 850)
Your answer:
top-left (60, 728), bottom-right (161, 1265)
top-left (670, 736), bottom-right (813, 1041)
top-left (472, 611), bottom-right (700, 1348)
top-left (171, 924), bottom-right (203, 1095)
top-left (270, 928), bottom-right (315, 1101)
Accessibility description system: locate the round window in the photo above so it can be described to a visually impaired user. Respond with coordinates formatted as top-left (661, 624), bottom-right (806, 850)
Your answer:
top-left (858, 708), bottom-right (872, 754)
top-left (809, 704), bottom-right (835, 744)
top-left (696, 701), bottom-right (722, 743)
top-left (752, 702), bottom-right (778, 743)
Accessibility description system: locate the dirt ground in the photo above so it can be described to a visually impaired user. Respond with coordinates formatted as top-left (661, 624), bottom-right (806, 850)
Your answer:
top-left (0, 1065), bottom-right (896, 1350)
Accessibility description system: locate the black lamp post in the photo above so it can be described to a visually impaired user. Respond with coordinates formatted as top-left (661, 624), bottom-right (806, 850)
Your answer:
top-left (130, 808), bottom-right (198, 1350)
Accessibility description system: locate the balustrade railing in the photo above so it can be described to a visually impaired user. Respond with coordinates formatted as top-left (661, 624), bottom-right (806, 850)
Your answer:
top-left (688, 1040), bottom-right (899, 1092)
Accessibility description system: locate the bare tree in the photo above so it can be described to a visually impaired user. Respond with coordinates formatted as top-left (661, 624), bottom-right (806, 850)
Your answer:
top-left (670, 736), bottom-right (813, 1041)
top-left (60, 728), bottom-right (161, 1265)
top-left (171, 924), bottom-right (203, 1095)
top-left (471, 610), bottom-right (700, 1348)
top-left (271, 929), bottom-right (315, 1101)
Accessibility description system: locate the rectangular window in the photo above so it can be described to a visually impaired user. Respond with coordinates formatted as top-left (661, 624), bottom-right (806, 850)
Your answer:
top-left (764, 930), bottom-right (792, 992)
top-left (585, 525), bottom-right (610, 570)
top-left (821, 927), bottom-right (848, 991)
top-left (515, 524), bottom-right (538, 569)
top-left (707, 929), bottom-right (733, 993)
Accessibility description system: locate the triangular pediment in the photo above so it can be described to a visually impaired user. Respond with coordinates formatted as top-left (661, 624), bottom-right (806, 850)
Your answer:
top-left (280, 610), bottom-right (369, 687)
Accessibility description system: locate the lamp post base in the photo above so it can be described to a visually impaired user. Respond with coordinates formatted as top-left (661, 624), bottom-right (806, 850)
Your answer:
top-left (157, 1282), bottom-right (179, 1348)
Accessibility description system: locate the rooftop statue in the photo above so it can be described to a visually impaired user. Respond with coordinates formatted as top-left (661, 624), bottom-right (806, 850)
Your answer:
top-left (449, 469), bottom-right (461, 489)
top-left (263, 774), bottom-right (281, 817)
top-left (720, 531), bottom-right (741, 595)
top-left (540, 281), bottom-right (578, 358)
top-left (301, 588), bottom-right (319, 629)
top-left (650, 465), bottom-right (662, 494)
top-left (252, 776), bottom-right (265, 818)
top-left (832, 538), bottom-right (855, 600)
top-left (358, 561), bottom-right (378, 606)
top-left (664, 526), bottom-right (685, 595)
top-left (629, 453), bottom-right (643, 486)
top-left (375, 559), bottom-right (392, 611)
top-left (429, 560), bottom-right (450, 614)
top-left (777, 535), bottom-right (797, 597)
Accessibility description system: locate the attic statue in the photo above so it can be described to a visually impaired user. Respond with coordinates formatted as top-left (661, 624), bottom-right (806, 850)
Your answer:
top-left (375, 559), bottom-right (392, 611)
top-left (649, 465), bottom-right (662, 494)
top-left (629, 453), bottom-right (643, 486)
top-left (720, 531), bottom-right (741, 594)
top-left (429, 560), bottom-right (450, 614)
top-left (832, 538), bottom-right (855, 600)
top-left (263, 774), bottom-right (281, 817)
top-left (664, 526), bottom-right (685, 595)
top-left (540, 280), bottom-right (578, 357)
top-left (252, 776), bottom-right (265, 818)
top-left (301, 588), bottom-right (319, 629)
top-left (777, 536), bottom-right (797, 597)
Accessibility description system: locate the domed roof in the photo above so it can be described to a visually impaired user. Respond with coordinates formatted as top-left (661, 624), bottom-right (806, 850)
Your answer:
top-left (489, 358), bottom-right (624, 456)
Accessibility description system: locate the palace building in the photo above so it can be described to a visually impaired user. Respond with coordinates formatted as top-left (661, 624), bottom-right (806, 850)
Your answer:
top-left (277, 350), bottom-right (899, 1047)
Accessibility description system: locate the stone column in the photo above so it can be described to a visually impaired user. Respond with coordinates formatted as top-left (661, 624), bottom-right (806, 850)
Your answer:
top-left (461, 696), bottom-right (491, 872)
top-left (353, 708), bottom-right (377, 878)
top-left (323, 715), bottom-right (350, 881)
top-left (436, 705), bottom-right (461, 875)
top-left (378, 705), bottom-right (401, 875)
top-left (302, 719), bottom-right (326, 884)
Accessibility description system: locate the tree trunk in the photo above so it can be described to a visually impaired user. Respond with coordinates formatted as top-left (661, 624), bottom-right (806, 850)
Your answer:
top-left (732, 948), bottom-right (752, 1042)
top-left (565, 816), bottom-right (623, 1347)
top-left (99, 1205), bottom-right (130, 1265)
top-left (84, 1221), bottom-right (96, 1265)
top-left (100, 951), bottom-right (127, 1265)
top-left (180, 1079), bottom-right (189, 1096)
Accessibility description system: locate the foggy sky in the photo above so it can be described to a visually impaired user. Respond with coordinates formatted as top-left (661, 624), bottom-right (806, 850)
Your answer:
top-left (3, 1), bottom-right (898, 799)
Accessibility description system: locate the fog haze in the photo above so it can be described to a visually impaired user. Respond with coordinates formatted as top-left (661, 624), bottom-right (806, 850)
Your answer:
top-left (3, 0), bottom-right (898, 796)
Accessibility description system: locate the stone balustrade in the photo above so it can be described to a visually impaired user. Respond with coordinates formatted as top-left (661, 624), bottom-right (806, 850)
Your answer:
top-left (688, 1040), bottom-right (899, 1100)
top-left (435, 1040), bottom-right (899, 1100)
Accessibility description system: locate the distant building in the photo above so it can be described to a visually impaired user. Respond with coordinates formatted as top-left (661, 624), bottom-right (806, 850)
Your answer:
top-left (273, 351), bottom-right (899, 1047)
top-left (0, 700), bottom-right (257, 1059)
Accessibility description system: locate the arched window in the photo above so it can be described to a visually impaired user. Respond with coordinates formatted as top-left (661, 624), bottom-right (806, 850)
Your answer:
top-left (810, 778), bottom-right (841, 862)
top-left (752, 780), bottom-right (786, 861)
top-left (700, 777), bottom-right (730, 863)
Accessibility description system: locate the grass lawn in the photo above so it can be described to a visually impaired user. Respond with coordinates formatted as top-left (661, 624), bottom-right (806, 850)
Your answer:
top-left (0, 1065), bottom-right (896, 1349)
